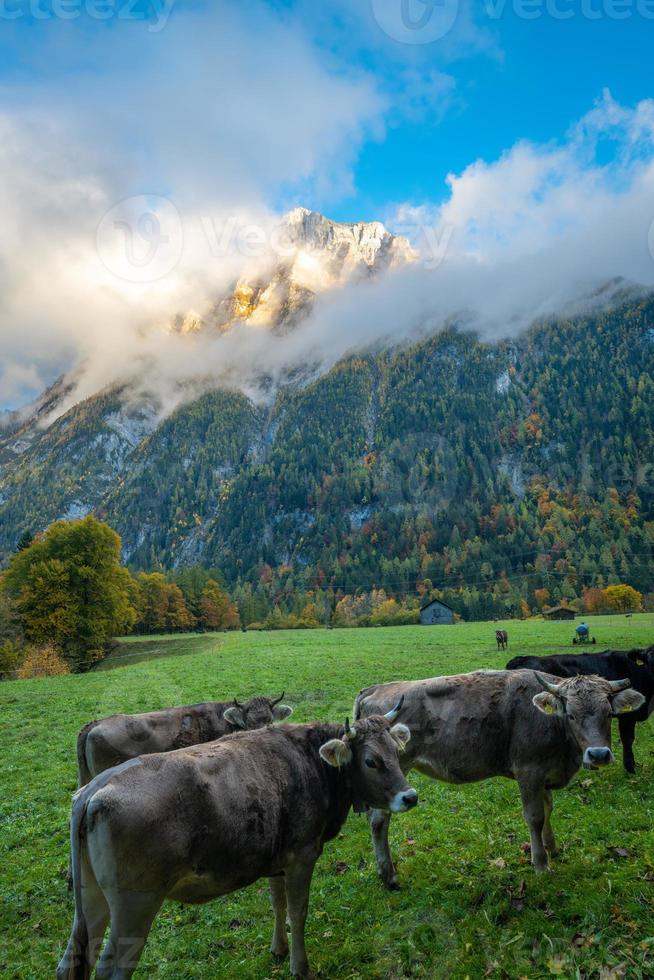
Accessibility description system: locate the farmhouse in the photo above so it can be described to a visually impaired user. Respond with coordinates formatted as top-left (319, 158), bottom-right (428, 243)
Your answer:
top-left (543, 605), bottom-right (576, 621)
top-left (420, 598), bottom-right (454, 626)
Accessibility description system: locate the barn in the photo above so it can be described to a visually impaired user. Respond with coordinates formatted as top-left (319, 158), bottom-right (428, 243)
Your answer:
top-left (543, 605), bottom-right (576, 621)
top-left (420, 598), bottom-right (454, 626)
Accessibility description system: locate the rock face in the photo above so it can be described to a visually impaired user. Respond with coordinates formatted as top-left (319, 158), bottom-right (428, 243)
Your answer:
top-left (190, 208), bottom-right (416, 334)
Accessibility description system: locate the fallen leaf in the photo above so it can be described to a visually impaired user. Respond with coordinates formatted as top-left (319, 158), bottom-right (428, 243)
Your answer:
top-left (334, 861), bottom-right (349, 875)
top-left (547, 953), bottom-right (570, 975)
top-left (490, 857), bottom-right (506, 869)
top-left (608, 847), bottom-right (632, 860)
top-left (598, 964), bottom-right (628, 980)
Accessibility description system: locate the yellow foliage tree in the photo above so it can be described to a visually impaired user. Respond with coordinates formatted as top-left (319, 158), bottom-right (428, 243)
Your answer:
top-left (602, 584), bottom-right (642, 612)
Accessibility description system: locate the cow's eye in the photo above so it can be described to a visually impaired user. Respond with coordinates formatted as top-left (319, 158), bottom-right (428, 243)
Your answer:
top-left (365, 758), bottom-right (377, 769)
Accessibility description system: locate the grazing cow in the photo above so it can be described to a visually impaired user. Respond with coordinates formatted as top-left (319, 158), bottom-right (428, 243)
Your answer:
top-left (57, 708), bottom-right (417, 980)
top-left (496, 629), bottom-right (508, 651)
top-left (76, 693), bottom-right (293, 786)
top-left (355, 669), bottom-right (643, 884)
top-left (507, 647), bottom-right (654, 773)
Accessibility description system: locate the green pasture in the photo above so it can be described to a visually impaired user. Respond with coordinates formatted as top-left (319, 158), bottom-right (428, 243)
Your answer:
top-left (2, 614), bottom-right (654, 978)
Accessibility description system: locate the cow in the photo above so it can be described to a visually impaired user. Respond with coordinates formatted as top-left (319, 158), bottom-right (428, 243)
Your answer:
top-left (76, 693), bottom-right (293, 786)
top-left (57, 708), bottom-right (418, 980)
top-left (507, 646), bottom-right (654, 773)
top-left (354, 669), bottom-right (643, 885)
top-left (496, 629), bottom-right (508, 651)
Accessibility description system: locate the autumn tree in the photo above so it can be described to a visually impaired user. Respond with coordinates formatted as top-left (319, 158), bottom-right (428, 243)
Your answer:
top-left (198, 579), bottom-right (240, 631)
top-left (602, 584), bottom-right (642, 612)
top-left (133, 573), bottom-right (195, 633)
top-left (4, 517), bottom-right (136, 670)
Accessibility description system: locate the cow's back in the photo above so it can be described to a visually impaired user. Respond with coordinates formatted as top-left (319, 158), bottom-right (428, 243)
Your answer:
top-left (84, 724), bottom-right (347, 900)
top-left (81, 702), bottom-right (228, 782)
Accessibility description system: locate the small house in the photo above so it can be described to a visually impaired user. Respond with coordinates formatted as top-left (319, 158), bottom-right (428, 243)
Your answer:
top-left (543, 605), bottom-right (576, 621)
top-left (420, 598), bottom-right (454, 626)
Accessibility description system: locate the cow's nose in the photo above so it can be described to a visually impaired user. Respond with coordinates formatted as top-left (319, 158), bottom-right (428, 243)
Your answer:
top-left (402, 789), bottom-right (418, 809)
top-left (584, 747), bottom-right (614, 767)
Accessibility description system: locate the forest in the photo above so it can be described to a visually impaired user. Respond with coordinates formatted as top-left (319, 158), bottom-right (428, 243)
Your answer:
top-left (0, 294), bottom-right (653, 634)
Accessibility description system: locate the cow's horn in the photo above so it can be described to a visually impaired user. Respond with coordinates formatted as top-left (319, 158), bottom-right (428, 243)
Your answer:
top-left (344, 717), bottom-right (354, 740)
top-left (385, 695), bottom-right (405, 722)
top-left (534, 672), bottom-right (562, 696)
top-left (608, 678), bottom-right (631, 693)
top-left (271, 691), bottom-right (285, 707)
top-left (233, 697), bottom-right (244, 709)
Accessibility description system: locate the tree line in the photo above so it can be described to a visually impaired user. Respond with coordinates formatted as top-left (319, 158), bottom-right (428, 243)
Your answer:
top-left (0, 516), bottom-right (647, 679)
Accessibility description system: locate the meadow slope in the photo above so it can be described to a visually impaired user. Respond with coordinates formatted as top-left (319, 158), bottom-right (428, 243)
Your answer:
top-left (2, 615), bottom-right (654, 979)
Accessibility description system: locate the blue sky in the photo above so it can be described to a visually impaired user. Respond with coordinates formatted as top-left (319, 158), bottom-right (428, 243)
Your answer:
top-left (347, 5), bottom-right (653, 220)
top-left (0, 0), bottom-right (651, 220)
top-left (1, 0), bottom-right (654, 410)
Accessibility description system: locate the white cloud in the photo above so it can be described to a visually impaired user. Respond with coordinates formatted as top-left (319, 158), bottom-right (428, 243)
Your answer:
top-left (1, 19), bottom-right (653, 428)
top-left (0, 1), bottom-right (384, 409)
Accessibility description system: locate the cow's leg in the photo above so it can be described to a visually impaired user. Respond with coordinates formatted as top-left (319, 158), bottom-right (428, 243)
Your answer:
top-left (517, 780), bottom-right (549, 872)
top-left (618, 715), bottom-right (637, 774)
top-left (269, 875), bottom-right (289, 959)
top-left (284, 854), bottom-right (317, 978)
top-left (368, 808), bottom-right (398, 889)
top-left (542, 789), bottom-right (558, 857)
top-left (57, 862), bottom-right (109, 979)
top-left (95, 890), bottom-right (162, 980)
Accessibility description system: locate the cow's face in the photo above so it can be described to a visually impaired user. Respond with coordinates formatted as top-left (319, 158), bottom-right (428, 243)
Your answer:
top-left (627, 646), bottom-right (654, 680)
top-left (223, 694), bottom-right (293, 731)
top-left (532, 673), bottom-right (645, 769)
top-left (319, 715), bottom-right (418, 813)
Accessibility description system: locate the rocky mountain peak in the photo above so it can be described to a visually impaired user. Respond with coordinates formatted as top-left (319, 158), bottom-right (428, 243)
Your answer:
top-left (189, 208), bottom-right (416, 335)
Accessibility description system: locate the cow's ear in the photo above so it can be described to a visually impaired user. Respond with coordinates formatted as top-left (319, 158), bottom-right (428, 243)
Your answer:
top-left (319, 739), bottom-right (353, 768)
top-left (532, 692), bottom-right (564, 717)
top-left (611, 689), bottom-right (646, 715)
top-left (224, 706), bottom-right (247, 729)
top-left (390, 723), bottom-right (411, 752)
top-left (272, 703), bottom-right (293, 722)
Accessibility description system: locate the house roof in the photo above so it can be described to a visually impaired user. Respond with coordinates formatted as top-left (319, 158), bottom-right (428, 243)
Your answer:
top-left (543, 605), bottom-right (575, 615)
top-left (420, 598), bottom-right (454, 613)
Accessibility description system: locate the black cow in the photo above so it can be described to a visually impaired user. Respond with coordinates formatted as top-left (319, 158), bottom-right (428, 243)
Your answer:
top-left (507, 646), bottom-right (654, 773)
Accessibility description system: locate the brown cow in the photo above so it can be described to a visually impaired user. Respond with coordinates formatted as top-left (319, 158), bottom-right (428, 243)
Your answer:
top-left (76, 693), bottom-right (293, 786)
top-left (57, 708), bottom-right (417, 979)
top-left (355, 669), bottom-right (644, 884)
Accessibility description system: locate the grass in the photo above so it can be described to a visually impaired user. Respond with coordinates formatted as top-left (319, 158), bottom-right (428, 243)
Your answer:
top-left (2, 614), bottom-right (654, 979)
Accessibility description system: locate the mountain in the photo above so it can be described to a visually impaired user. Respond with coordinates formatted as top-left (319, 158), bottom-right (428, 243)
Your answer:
top-left (178, 207), bottom-right (416, 334)
top-left (1, 210), bottom-right (653, 617)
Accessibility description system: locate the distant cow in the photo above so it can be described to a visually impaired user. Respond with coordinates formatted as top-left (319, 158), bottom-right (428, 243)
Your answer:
top-left (355, 669), bottom-right (643, 883)
top-left (496, 629), bottom-right (508, 651)
top-left (77, 693), bottom-right (293, 786)
top-left (507, 647), bottom-right (654, 773)
top-left (57, 708), bottom-right (417, 980)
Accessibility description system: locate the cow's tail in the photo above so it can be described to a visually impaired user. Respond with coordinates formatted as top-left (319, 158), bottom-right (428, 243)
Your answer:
top-left (57, 788), bottom-right (94, 979)
top-left (76, 721), bottom-right (98, 788)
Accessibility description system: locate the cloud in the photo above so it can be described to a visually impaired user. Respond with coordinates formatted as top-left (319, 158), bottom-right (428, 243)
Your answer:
top-left (1, 10), bottom-right (653, 430)
top-left (0, 0), bottom-right (384, 409)
top-left (69, 90), bottom-right (654, 417)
